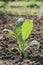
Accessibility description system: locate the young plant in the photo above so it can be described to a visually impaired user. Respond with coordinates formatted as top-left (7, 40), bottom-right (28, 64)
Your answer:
top-left (3, 18), bottom-right (34, 58)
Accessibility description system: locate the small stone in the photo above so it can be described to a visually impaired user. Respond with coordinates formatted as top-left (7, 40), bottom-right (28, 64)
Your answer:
top-left (0, 34), bottom-right (3, 40)
top-left (24, 59), bottom-right (30, 63)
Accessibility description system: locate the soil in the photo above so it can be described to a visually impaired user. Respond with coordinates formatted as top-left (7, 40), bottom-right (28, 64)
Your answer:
top-left (0, 14), bottom-right (43, 65)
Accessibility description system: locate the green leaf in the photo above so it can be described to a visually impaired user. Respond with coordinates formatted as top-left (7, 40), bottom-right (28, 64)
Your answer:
top-left (11, 47), bottom-right (18, 52)
top-left (23, 41), bottom-right (29, 51)
top-left (7, 30), bottom-right (16, 38)
top-left (16, 18), bottom-right (24, 26)
top-left (3, 29), bottom-right (16, 39)
top-left (17, 39), bottom-right (24, 53)
top-left (23, 51), bottom-right (29, 58)
top-left (15, 21), bottom-right (23, 38)
top-left (30, 40), bottom-right (40, 49)
top-left (22, 19), bottom-right (33, 40)
top-left (18, 39), bottom-right (28, 53)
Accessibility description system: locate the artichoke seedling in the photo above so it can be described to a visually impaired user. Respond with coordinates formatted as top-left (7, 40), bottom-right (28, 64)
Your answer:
top-left (3, 18), bottom-right (40, 58)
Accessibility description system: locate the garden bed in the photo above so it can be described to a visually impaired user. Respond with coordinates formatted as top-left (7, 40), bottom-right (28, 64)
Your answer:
top-left (0, 14), bottom-right (43, 65)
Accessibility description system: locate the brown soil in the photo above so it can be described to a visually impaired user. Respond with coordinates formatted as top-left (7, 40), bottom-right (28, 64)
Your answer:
top-left (0, 14), bottom-right (43, 65)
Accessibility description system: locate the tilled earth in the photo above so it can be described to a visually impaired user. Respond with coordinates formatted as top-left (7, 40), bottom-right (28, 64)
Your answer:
top-left (0, 14), bottom-right (43, 65)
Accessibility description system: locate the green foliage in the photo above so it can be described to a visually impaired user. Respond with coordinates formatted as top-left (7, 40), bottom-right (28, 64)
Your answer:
top-left (3, 29), bottom-right (16, 38)
top-left (3, 18), bottom-right (41, 58)
top-left (11, 47), bottom-right (18, 52)
top-left (3, 18), bottom-right (34, 58)
top-left (22, 19), bottom-right (33, 40)
top-left (0, 0), bottom-right (43, 1)
top-left (8, 30), bottom-right (16, 38)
